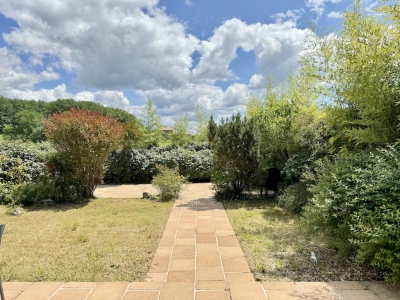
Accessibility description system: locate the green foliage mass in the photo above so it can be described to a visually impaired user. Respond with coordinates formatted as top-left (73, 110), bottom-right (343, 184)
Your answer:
top-left (104, 143), bottom-right (212, 184)
top-left (208, 113), bottom-right (260, 198)
top-left (302, 146), bottom-right (400, 284)
top-left (152, 165), bottom-right (186, 201)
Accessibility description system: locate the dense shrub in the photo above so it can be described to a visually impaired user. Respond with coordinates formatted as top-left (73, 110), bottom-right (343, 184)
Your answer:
top-left (302, 146), bottom-right (400, 284)
top-left (152, 165), bottom-right (186, 201)
top-left (104, 143), bottom-right (212, 184)
top-left (278, 182), bottom-right (311, 214)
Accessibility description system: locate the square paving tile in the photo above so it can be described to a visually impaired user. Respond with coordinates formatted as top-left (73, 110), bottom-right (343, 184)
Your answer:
top-left (158, 236), bottom-right (175, 247)
top-left (169, 259), bottom-right (195, 271)
top-left (87, 282), bottom-right (129, 300)
top-left (196, 244), bottom-right (219, 253)
top-left (180, 216), bottom-right (196, 223)
top-left (167, 270), bottom-right (195, 282)
top-left (219, 247), bottom-right (244, 257)
top-left (266, 290), bottom-right (304, 300)
top-left (197, 233), bottom-right (217, 244)
top-left (172, 245), bottom-right (195, 259)
top-left (217, 236), bottom-right (240, 247)
top-left (263, 282), bottom-right (297, 290)
top-left (197, 220), bottom-right (214, 227)
top-left (162, 229), bottom-right (177, 237)
top-left (197, 216), bottom-right (212, 220)
top-left (328, 281), bottom-right (366, 290)
top-left (177, 229), bottom-right (196, 238)
top-left (196, 252), bottom-right (222, 267)
top-left (149, 256), bottom-right (170, 273)
top-left (51, 289), bottom-right (92, 300)
top-left (122, 291), bottom-right (160, 300)
top-left (195, 291), bottom-right (231, 300)
top-left (179, 223), bottom-right (196, 229)
top-left (222, 256), bottom-right (251, 273)
top-left (128, 282), bottom-right (162, 290)
top-left (4, 291), bottom-right (21, 300)
top-left (13, 282), bottom-right (64, 300)
top-left (2, 282), bottom-right (33, 291)
top-left (155, 247), bottom-right (173, 256)
top-left (146, 273), bottom-right (167, 282)
top-left (196, 227), bottom-right (215, 233)
top-left (225, 272), bottom-right (254, 282)
top-left (175, 238), bottom-right (195, 245)
top-left (196, 281), bottom-right (229, 290)
top-left (196, 267), bottom-right (225, 281)
top-left (159, 282), bottom-right (194, 300)
top-left (215, 230), bottom-right (235, 236)
top-left (229, 282), bottom-right (267, 300)
top-left (336, 290), bottom-right (380, 300)
top-left (295, 282), bottom-right (336, 300)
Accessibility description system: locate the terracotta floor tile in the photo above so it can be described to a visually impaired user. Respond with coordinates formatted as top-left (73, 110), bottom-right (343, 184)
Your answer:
top-left (179, 223), bottom-right (196, 229)
top-left (266, 290), bottom-right (304, 300)
top-left (128, 282), bottom-right (162, 290)
top-left (62, 282), bottom-right (97, 288)
top-left (229, 282), bottom-right (267, 300)
top-left (195, 291), bottom-right (231, 300)
top-left (122, 291), bottom-right (160, 300)
top-left (214, 222), bottom-right (233, 230)
top-left (13, 282), bottom-right (64, 300)
top-left (197, 211), bottom-right (212, 216)
top-left (295, 282), bottom-right (336, 300)
top-left (51, 289), bottom-right (91, 300)
top-left (167, 270), bottom-right (195, 282)
top-left (196, 243), bottom-right (219, 253)
top-left (146, 272), bottom-right (167, 282)
top-left (225, 272), bottom-right (254, 282)
top-left (196, 233), bottom-right (217, 244)
top-left (149, 256), bottom-right (170, 273)
top-left (159, 282), bottom-right (194, 300)
top-left (197, 216), bottom-right (212, 220)
top-left (196, 227), bottom-right (215, 233)
top-left (87, 282), bottom-right (129, 300)
top-left (162, 229), bottom-right (177, 237)
top-left (172, 245), bottom-right (195, 259)
top-left (4, 291), bottom-right (20, 300)
top-left (222, 256), bottom-right (251, 273)
top-left (158, 236), bottom-right (175, 247)
top-left (196, 281), bottom-right (229, 290)
top-left (196, 252), bottom-right (222, 267)
top-left (215, 229), bottom-right (235, 236)
top-left (169, 259), bottom-right (195, 271)
top-left (263, 282), bottom-right (297, 290)
top-left (2, 282), bottom-right (32, 291)
top-left (196, 267), bottom-right (225, 281)
top-left (155, 247), bottom-right (173, 256)
top-left (180, 216), bottom-right (195, 223)
top-left (197, 220), bottom-right (214, 227)
top-left (176, 229), bottom-right (196, 238)
top-left (360, 281), bottom-right (400, 300)
top-left (217, 236), bottom-right (240, 247)
top-left (336, 289), bottom-right (381, 300)
top-left (219, 247), bottom-right (244, 257)
top-left (328, 281), bottom-right (366, 290)
top-left (175, 238), bottom-right (195, 245)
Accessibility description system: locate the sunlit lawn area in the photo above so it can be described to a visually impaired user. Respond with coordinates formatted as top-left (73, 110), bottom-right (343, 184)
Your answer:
top-left (224, 199), bottom-right (382, 282)
top-left (0, 198), bottom-right (173, 282)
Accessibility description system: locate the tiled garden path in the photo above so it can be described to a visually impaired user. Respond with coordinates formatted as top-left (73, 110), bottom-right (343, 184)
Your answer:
top-left (3, 183), bottom-right (400, 299)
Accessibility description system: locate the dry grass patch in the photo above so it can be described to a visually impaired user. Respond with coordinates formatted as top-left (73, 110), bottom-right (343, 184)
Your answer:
top-left (224, 199), bottom-right (382, 282)
top-left (0, 198), bottom-right (173, 281)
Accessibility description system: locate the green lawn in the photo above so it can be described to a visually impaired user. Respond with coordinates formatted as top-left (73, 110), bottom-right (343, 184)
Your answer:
top-left (0, 198), bottom-right (173, 281)
top-left (224, 199), bottom-right (382, 282)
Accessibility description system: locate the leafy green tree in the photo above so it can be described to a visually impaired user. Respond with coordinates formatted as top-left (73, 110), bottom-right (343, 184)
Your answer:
top-left (3, 110), bottom-right (46, 142)
top-left (45, 109), bottom-right (124, 198)
top-left (171, 113), bottom-right (192, 146)
top-left (194, 101), bottom-right (209, 142)
top-left (140, 99), bottom-right (163, 147)
top-left (300, 0), bottom-right (400, 150)
top-left (122, 121), bottom-right (144, 151)
top-left (208, 113), bottom-right (260, 197)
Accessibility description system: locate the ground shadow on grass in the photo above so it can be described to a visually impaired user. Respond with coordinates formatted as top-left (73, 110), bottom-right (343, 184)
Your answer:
top-left (23, 198), bottom-right (92, 213)
top-left (223, 198), bottom-right (384, 283)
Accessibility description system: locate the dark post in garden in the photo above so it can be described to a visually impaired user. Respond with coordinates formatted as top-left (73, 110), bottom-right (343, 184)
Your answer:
top-left (0, 224), bottom-right (5, 300)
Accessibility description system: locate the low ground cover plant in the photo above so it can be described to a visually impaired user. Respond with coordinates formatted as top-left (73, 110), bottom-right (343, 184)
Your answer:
top-left (152, 165), bottom-right (186, 201)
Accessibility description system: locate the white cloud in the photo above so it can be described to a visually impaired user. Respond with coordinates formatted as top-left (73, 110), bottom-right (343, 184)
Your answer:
top-left (306, 0), bottom-right (342, 16)
top-left (327, 11), bottom-right (343, 18)
top-left (271, 9), bottom-right (304, 24)
top-left (184, 0), bottom-right (193, 6)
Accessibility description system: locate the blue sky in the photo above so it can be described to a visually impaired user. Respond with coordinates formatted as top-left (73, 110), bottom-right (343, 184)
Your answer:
top-left (0, 0), bottom-right (374, 124)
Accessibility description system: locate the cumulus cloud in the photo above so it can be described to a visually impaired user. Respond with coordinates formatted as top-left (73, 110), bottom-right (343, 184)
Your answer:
top-left (306, 0), bottom-right (342, 16)
top-left (327, 11), bottom-right (343, 18)
top-left (0, 0), bottom-right (308, 120)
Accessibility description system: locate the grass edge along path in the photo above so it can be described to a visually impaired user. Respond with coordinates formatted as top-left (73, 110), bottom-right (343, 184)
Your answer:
top-left (0, 198), bottom-right (173, 282)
